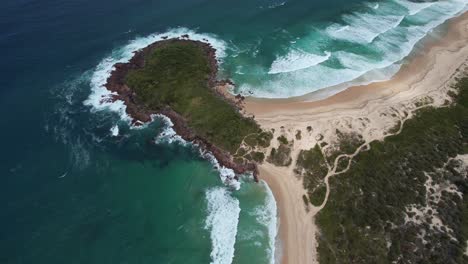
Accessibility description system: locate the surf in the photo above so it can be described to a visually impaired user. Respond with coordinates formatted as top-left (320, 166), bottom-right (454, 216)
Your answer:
top-left (205, 187), bottom-right (241, 264)
top-left (234, 0), bottom-right (467, 98)
top-left (83, 28), bottom-right (227, 123)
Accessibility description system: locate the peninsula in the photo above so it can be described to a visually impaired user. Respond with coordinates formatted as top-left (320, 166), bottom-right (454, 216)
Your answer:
top-left (105, 38), bottom-right (272, 179)
top-left (104, 14), bottom-right (468, 264)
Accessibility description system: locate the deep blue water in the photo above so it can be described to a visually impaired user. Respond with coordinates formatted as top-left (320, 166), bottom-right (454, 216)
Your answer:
top-left (1, 0), bottom-right (466, 263)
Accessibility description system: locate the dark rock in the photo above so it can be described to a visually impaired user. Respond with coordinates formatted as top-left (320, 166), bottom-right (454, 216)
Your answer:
top-left (104, 38), bottom-right (259, 181)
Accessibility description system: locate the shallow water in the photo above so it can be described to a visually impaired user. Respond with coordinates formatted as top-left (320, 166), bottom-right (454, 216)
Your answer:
top-left (1, 0), bottom-right (466, 263)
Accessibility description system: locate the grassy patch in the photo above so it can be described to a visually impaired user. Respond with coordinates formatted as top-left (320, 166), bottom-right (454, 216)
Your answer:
top-left (251, 151), bottom-right (265, 163)
top-left (309, 184), bottom-right (326, 206)
top-left (326, 131), bottom-right (364, 164)
top-left (235, 147), bottom-right (247, 157)
top-left (244, 131), bottom-right (274, 149)
top-left (335, 156), bottom-right (349, 172)
top-left (267, 144), bottom-right (292, 166)
top-left (125, 41), bottom-right (261, 154)
top-left (297, 145), bottom-right (327, 175)
top-left (296, 145), bottom-right (329, 205)
top-left (277, 135), bottom-right (289, 145)
top-left (257, 131), bottom-right (274, 148)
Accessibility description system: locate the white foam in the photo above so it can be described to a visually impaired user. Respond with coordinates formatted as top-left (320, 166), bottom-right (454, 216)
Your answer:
top-left (110, 125), bottom-right (119, 136)
top-left (268, 50), bottom-right (331, 74)
top-left (267, 1), bottom-right (286, 9)
top-left (238, 64), bottom-right (362, 98)
top-left (254, 181), bottom-right (279, 264)
top-left (150, 114), bottom-right (241, 189)
top-left (153, 114), bottom-right (187, 145)
top-left (199, 149), bottom-right (241, 190)
top-left (395, 0), bottom-right (435, 16)
top-left (335, 51), bottom-right (396, 73)
top-left (241, 0), bottom-right (467, 98)
top-left (83, 28), bottom-right (227, 123)
top-left (326, 13), bottom-right (405, 44)
top-left (205, 187), bottom-right (241, 264)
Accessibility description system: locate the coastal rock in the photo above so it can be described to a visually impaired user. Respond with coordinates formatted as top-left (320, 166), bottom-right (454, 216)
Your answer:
top-left (104, 38), bottom-right (259, 181)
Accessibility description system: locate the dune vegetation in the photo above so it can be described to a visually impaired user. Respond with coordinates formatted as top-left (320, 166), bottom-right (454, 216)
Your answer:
top-left (316, 77), bottom-right (468, 263)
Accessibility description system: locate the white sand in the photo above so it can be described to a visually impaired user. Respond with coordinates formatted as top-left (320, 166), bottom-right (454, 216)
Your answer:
top-left (247, 12), bottom-right (468, 264)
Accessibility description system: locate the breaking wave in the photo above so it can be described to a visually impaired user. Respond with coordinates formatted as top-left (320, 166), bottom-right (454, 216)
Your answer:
top-left (205, 187), bottom-right (241, 264)
top-left (255, 181), bottom-right (279, 264)
top-left (268, 50), bottom-right (331, 74)
top-left (83, 28), bottom-right (227, 122)
top-left (236, 0), bottom-right (467, 98)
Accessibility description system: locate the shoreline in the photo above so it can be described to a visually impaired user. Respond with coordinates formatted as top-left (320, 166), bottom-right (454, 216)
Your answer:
top-left (258, 163), bottom-right (318, 264)
top-left (251, 11), bottom-right (468, 264)
top-left (103, 38), bottom-right (259, 181)
top-left (245, 11), bottom-right (468, 114)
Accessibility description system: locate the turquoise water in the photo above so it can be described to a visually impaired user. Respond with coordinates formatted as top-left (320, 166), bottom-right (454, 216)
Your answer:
top-left (224, 0), bottom-right (467, 98)
top-left (1, 0), bottom-right (467, 263)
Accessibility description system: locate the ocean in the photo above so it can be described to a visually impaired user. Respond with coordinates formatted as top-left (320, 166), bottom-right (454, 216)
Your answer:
top-left (1, 0), bottom-right (466, 263)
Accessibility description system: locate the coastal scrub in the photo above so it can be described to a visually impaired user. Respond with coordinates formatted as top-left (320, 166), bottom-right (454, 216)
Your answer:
top-left (316, 77), bottom-right (468, 264)
top-left (125, 40), bottom-right (261, 154)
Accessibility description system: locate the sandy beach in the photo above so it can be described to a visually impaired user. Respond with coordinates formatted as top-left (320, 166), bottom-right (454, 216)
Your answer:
top-left (250, 11), bottom-right (468, 264)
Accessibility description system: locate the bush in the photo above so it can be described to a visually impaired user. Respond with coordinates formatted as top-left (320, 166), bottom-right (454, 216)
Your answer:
top-left (251, 151), bottom-right (265, 163)
top-left (316, 77), bottom-right (468, 263)
top-left (267, 144), bottom-right (292, 166)
top-left (295, 130), bottom-right (302, 140)
top-left (277, 135), bottom-right (289, 145)
top-left (125, 40), bottom-right (261, 154)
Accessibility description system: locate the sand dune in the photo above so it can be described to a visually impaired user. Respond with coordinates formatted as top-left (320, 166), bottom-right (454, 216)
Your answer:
top-left (247, 11), bottom-right (468, 264)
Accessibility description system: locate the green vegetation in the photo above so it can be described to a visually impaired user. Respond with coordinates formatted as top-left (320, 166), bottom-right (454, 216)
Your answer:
top-left (316, 77), bottom-right (468, 264)
top-left (309, 184), bottom-right (326, 206)
top-left (251, 151), bottom-right (265, 163)
top-left (244, 135), bottom-right (258, 147)
top-left (296, 145), bottom-right (329, 206)
top-left (414, 96), bottom-right (434, 107)
top-left (244, 131), bottom-right (273, 148)
top-left (296, 145), bottom-right (328, 179)
top-left (302, 194), bottom-right (310, 206)
top-left (326, 130), bottom-right (364, 163)
top-left (234, 131), bottom-right (271, 164)
top-left (236, 147), bottom-right (247, 157)
top-left (277, 135), bottom-right (289, 145)
top-left (125, 41), bottom-right (261, 154)
top-left (267, 144), bottom-right (292, 166)
top-left (335, 156), bottom-right (349, 172)
top-left (295, 130), bottom-right (302, 140)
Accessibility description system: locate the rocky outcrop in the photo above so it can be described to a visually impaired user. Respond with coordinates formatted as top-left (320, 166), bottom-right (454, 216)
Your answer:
top-left (104, 38), bottom-right (259, 181)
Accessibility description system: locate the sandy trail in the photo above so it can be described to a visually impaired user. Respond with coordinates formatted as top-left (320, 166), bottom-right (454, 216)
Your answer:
top-left (250, 11), bottom-right (468, 264)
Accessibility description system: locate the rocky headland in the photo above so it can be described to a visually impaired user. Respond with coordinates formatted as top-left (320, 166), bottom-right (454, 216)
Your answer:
top-left (104, 38), bottom-right (260, 180)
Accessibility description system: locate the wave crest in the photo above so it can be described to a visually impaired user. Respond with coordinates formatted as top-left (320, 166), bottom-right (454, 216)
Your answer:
top-left (268, 50), bottom-right (331, 74)
top-left (83, 28), bottom-right (227, 122)
top-left (205, 187), bottom-right (241, 264)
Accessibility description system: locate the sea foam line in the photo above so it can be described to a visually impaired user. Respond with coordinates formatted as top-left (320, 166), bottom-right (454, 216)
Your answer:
top-left (82, 28), bottom-right (239, 186)
top-left (395, 0), bottom-right (436, 16)
top-left (82, 27), bottom-right (240, 188)
top-left (153, 114), bottom-right (187, 145)
top-left (257, 180), bottom-right (279, 264)
top-left (268, 50), bottom-right (331, 74)
top-left (83, 28), bottom-right (227, 123)
top-left (205, 187), bottom-right (241, 264)
top-left (151, 113), bottom-right (241, 190)
top-left (239, 0), bottom-right (467, 98)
